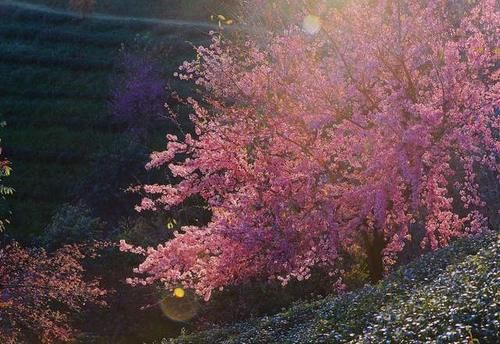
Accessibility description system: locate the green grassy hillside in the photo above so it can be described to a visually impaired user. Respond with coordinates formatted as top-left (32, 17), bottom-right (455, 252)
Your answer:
top-left (0, 1), bottom-right (208, 237)
top-left (167, 232), bottom-right (500, 343)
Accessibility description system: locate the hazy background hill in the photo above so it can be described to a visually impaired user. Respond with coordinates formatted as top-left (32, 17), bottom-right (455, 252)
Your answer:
top-left (15, 0), bottom-right (239, 20)
top-left (0, 0), bottom-right (224, 239)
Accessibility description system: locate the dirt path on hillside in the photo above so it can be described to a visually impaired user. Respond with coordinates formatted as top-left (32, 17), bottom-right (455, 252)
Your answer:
top-left (0, 0), bottom-right (219, 30)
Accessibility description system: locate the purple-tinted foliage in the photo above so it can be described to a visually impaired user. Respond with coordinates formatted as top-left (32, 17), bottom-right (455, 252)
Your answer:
top-left (109, 53), bottom-right (167, 138)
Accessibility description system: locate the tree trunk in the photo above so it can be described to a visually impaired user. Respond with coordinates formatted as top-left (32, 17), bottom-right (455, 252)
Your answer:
top-left (362, 229), bottom-right (385, 284)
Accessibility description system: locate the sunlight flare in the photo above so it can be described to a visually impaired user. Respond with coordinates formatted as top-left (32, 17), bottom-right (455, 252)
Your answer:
top-left (160, 289), bottom-right (199, 322)
top-left (173, 287), bottom-right (185, 298)
top-left (302, 14), bottom-right (321, 35)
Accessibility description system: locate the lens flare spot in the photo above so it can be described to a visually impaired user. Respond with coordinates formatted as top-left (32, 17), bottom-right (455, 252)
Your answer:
top-left (173, 287), bottom-right (185, 298)
top-left (303, 15), bottom-right (321, 35)
top-left (160, 289), bottom-right (198, 322)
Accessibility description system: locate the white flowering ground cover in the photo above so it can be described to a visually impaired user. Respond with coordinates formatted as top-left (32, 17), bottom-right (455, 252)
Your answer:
top-left (165, 232), bottom-right (499, 343)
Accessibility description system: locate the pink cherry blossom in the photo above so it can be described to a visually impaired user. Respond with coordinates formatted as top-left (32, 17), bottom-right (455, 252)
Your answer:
top-left (123, 0), bottom-right (499, 300)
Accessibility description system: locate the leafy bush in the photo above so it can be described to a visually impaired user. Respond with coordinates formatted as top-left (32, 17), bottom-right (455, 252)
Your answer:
top-left (39, 202), bottom-right (105, 249)
top-left (0, 123), bottom-right (13, 232)
top-left (117, 214), bottom-right (174, 248)
top-left (166, 232), bottom-right (499, 343)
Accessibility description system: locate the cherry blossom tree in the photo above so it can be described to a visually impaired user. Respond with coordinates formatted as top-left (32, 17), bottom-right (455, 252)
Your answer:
top-left (0, 243), bottom-right (107, 343)
top-left (122, 0), bottom-right (499, 299)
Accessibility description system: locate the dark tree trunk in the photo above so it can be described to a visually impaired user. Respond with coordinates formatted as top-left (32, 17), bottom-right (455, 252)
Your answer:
top-left (362, 229), bottom-right (386, 284)
top-left (398, 222), bottom-right (426, 265)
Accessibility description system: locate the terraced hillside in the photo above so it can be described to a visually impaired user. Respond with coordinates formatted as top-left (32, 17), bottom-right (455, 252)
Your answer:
top-left (0, 1), bottom-right (211, 237)
top-left (16, 0), bottom-right (239, 20)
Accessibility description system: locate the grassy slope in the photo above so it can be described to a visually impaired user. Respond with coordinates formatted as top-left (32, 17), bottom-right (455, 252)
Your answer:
top-left (0, 2), bottom-right (207, 237)
top-left (167, 232), bottom-right (499, 344)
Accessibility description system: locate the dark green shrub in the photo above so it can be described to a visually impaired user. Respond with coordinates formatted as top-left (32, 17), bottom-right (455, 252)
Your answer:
top-left (39, 202), bottom-right (105, 249)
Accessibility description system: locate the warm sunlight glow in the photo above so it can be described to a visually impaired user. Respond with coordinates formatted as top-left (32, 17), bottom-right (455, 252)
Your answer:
top-left (303, 14), bottom-right (321, 35)
top-left (173, 287), bottom-right (185, 298)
